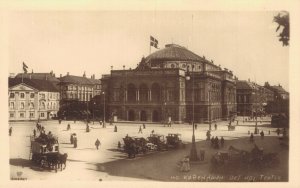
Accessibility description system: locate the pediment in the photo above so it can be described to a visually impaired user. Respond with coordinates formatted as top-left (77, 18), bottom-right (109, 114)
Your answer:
top-left (9, 83), bottom-right (38, 92)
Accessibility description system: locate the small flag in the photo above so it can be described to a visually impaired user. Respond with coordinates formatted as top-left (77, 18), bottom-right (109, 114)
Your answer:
top-left (23, 62), bottom-right (28, 73)
top-left (150, 36), bottom-right (158, 49)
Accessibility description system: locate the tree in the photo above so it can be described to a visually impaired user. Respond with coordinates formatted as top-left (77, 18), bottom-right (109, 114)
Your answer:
top-left (273, 12), bottom-right (289, 46)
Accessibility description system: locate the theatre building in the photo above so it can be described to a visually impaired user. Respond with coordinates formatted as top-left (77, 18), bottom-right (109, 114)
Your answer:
top-left (101, 44), bottom-right (237, 123)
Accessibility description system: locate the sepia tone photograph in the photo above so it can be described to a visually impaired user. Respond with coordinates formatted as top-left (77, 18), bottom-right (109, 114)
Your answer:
top-left (1, 1), bottom-right (299, 187)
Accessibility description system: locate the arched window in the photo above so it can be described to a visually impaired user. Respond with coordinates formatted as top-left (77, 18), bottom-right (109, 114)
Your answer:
top-left (151, 83), bottom-right (161, 102)
top-left (139, 84), bottom-right (148, 102)
top-left (127, 83), bottom-right (136, 102)
top-left (20, 102), bottom-right (25, 109)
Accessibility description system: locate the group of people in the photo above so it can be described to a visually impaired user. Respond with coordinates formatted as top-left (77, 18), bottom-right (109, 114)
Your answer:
top-left (70, 133), bottom-right (78, 148)
top-left (210, 136), bottom-right (225, 149)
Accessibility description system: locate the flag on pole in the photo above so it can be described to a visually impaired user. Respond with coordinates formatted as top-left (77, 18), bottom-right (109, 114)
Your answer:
top-left (150, 36), bottom-right (158, 49)
top-left (23, 62), bottom-right (28, 73)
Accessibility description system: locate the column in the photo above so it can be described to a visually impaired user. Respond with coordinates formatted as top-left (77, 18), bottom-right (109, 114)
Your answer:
top-left (149, 89), bottom-right (152, 101)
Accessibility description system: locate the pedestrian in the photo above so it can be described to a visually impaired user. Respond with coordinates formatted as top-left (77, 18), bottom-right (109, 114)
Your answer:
top-left (195, 124), bottom-right (198, 130)
top-left (70, 134), bottom-right (74, 144)
top-left (9, 127), bottom-right (12, 136)
top-left (211, 136), bottom-right (215, 147)
top-left (260, 130), bottom-right (264, 139)
top-left (250, 133), bottom-right (254, 143)
top-left (276, 128), bottom-right (280, 136)
top-left (74, 119), bottom-right (76, 124)
top-left (33, 129), bottom-right (36, 137)
top-left (118, 141), bottom-right (121, 149)
top-left (180, 156), bottom-right (190, 172)
top-left (67, 124), bottom-right (71, 130)
top-left (220, 136), bottom-right (225, 148)
top-left (214, 124), bottom-right (217, 130)
top-left (268, 130), bottom-right (271, 135)
top-left (86, 124), bottom-right (90, 132)
top-left (236, 120), bottom-right (239, 125)
top-left (206, 130), bottom-right (211, 140)
top-left (199, 149), bottom-right (205, 161)
top-left (114, 125), bottom-right (118, 132)
top-left (214, 136), bottom-right (219, 149)
top-left (95, 139), bottom-right (101, 150)
top-left (138, 126), bottom-right (143, 134)
top-left (143, 124), bottom-right (146, 129)
top-left (73, 136), bottom-right (78, 148)
top-left (248, 130), bottom-right (250, 135)
top-left (59, 119), bottom-right (62, 124)
top-left (151, 129), bottom-right (155, 134)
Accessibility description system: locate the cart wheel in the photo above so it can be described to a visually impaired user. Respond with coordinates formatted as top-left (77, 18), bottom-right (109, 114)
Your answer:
top-left (40, 159), bottom-right (47, 168)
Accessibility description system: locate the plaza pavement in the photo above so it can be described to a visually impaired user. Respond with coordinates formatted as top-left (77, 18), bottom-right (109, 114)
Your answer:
top-left (9, 118), bottom-right (287, 181)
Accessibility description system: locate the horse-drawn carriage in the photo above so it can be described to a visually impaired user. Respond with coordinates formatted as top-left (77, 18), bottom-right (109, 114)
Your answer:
top-left (147, 134), bottom-right (168, 151)
top-left (30, 134), bottom-right (67, 172)
top-left (166, 133), bottom-right (184, 149)
top-left (210, 145), bottom-right (279, 173)
top-left (123, 136), bottom-right (148, 158)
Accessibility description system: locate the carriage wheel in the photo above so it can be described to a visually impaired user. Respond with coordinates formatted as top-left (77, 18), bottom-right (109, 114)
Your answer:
top-left (40, 159), bottom-right (47, 168)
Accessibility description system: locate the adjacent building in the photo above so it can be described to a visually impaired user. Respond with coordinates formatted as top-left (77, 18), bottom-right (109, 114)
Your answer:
top-left (101, 44), bottom-right (237, 123)
top-left (8, 78), bottom-right (60, 121)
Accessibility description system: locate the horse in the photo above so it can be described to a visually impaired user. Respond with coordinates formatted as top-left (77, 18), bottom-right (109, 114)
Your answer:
top-left (57, 153), bottom-right (68, 171)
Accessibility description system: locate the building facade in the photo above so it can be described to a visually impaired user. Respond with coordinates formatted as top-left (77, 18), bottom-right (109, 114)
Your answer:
top-left (8, 78), bottom-right (60, 121)
top-left (102, 44), bottom-right (237, 123)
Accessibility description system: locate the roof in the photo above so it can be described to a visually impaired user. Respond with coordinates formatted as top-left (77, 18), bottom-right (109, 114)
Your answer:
top-left (15, 73), bottom-right (60, 83)
top-left (59, 75), bottom-right (94, 85)
top-left (9, 78), bottom-right (59, 92)
top-left (271, 85), bottom-right (288, 94)
top-left (145, 44), bottom-right (205, 63)
top-left (236, 80), bottom-right (256, 90)
top-left (88, 78), bottom-right (101, 84)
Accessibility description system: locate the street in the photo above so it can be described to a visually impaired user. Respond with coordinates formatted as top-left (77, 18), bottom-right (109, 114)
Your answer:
top-left (9, 118), bottom-right (288, 181)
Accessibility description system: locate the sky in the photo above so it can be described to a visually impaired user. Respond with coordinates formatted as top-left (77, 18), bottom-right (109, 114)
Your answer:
top-left (7, 11), bottom-right (289, 90)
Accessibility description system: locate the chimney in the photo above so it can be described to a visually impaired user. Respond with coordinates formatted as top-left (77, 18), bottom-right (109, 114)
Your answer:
top-left (60, 74), bottom-right (62, 78)
top-left (83, 71), bottom-right (86, 77)
top-left (93, 74), bottom-right (95, 79)
top-left (248, 78), bottom-right (250, 82)
top-left (67, 72), bottom-right (69, 76)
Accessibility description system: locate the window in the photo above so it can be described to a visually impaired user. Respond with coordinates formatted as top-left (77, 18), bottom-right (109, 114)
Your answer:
top-left (30, 102), bottom-right (34, 109)
top-left (20, 102), bottom-right (25, 109)
top-left (30, 93), bottom-right (34, 98)
top-left (41, 102), bottom-right (45, 109)
top-left (40, 113), bottom-right (44, 117)
top-left (30, 112), bottom-right (34, 118)
top-left (182, 64), bottom-right (186, 68)
top-left (10, 93), bottom-right (15, 98)
top-left (10, 113), bottom-right (14, 118)
top-left (171, 64), bottom-right (175, 68)
top-left (20, 93), bottom-right (25, 98)
top-left (20, 113), bottom-right (25, 118)
top-left (9, 102), bottom-right (14, 109)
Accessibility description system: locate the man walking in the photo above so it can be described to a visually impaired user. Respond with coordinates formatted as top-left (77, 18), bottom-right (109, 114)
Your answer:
top-left (138, 126), bottom-right (143, 134)
top-left (95, 139), bottom-right (101, 150)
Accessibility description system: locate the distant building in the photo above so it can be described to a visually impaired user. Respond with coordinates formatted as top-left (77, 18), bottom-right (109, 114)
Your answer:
top-left (57, 72), bottom-right (101, 119)
top-left (101, 44), bottom-right (237, 123)
top-left (8, 78), bottom-right (60, 121)
top-left (264, 82), bottom-right (289, 115)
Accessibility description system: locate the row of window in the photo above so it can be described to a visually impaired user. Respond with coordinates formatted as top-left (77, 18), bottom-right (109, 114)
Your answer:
top-left (9, 92), bottom-right (59, 100)
top-left (9, 112), bottom-right (45, 118)
top-left (9, 101), bottom-right (58, 110)
top-left (64, 85), bottom-right (95, 91)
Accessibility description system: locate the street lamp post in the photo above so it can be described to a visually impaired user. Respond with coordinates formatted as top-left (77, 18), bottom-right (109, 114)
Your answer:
top-left (93, 102), bottom-right (96, 124)
top-left (186, 65), bottom-right (198, 161)
top-left (102, 91), bottom-right (106, 128)
top-left (209, 91), bottom-right (212, 131)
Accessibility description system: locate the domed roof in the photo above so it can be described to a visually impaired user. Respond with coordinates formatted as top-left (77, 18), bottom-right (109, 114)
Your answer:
top-left (145, 44), bottom-right (204, 62)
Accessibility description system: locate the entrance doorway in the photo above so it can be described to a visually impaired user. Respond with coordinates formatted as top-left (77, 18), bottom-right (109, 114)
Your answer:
top-left (152, 110), bottom-right (160, 122)
top-left (140, 110), bottom-right (147, 121)
top-left (128, 110), bottom-right (135, 121)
